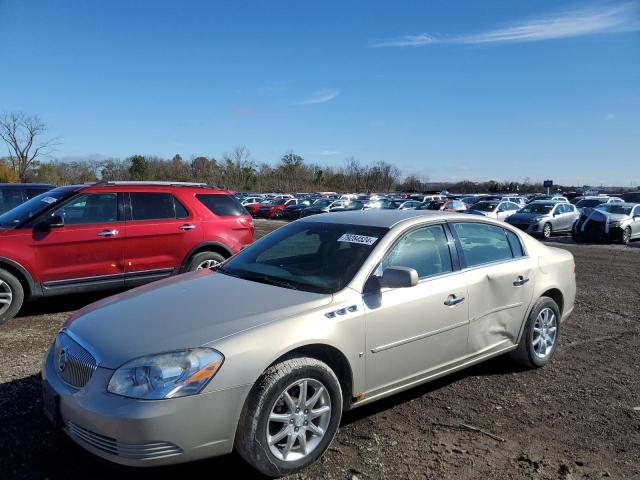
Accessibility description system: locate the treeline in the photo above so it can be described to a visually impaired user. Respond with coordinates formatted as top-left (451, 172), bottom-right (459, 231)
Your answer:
top-left (1, 146), bottom-right (553, 193)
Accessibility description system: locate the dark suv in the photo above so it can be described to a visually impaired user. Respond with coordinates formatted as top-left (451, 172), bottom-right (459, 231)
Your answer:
top-left (0, 181), bottom-right (253, 324)
top-left (0, 183), bottom-right (54, 214)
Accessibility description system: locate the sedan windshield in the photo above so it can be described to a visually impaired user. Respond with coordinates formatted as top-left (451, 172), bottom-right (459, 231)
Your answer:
top-left (218, 221), bottom-right (388, 294)
top-left (519, 204), bottom-right (553, 214)
top-left (0, 188), bottom-right (75, 228)
top-left (472, 202), bottom-right (498, 212)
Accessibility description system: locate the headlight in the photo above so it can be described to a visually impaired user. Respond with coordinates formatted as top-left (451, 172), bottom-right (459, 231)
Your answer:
top-left (531, 217), bottom-right (543, 223)
top-left (108, 348), bottom-right (224, 400)
top-left (608, 221), bottom-right (622, 227)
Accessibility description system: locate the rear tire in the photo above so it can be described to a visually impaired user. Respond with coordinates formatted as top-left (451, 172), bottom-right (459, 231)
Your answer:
top-left (187, 252), bottom-right (226, 272)
top-left (510, 297), bottom-right (561, 369)
top-left (235, 357), bottom-right (343, 477)
top-left (0, 268), bottom-right (24, 325)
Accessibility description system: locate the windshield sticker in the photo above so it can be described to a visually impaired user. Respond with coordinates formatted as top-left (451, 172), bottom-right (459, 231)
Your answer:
top-left (338, 234), bottom-right (378, 246)
top-left (41, 196), bottom-right (58, 204)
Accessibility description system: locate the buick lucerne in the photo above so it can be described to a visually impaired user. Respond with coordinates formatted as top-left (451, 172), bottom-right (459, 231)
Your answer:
top-left (42, 210), bottom-right (575, 476)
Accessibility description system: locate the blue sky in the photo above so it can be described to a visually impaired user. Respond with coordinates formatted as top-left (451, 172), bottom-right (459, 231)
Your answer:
top-left (0, 0), bottom-right (638, 186)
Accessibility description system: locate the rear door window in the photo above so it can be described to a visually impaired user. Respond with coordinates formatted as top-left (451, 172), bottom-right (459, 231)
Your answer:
top-left (452, 222), bottom-right (514, 267)
top-left (196, 194), bottom-right (248, 216)
top-left (0, 189), bottom-right (24, 212)
top-left (129, 193), bottom-right (188, 221)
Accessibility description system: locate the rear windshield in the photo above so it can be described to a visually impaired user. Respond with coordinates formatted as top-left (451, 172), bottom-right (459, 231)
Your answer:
top-left (196, 194), bottom-right (248, 216)
top-left (576, 199), bottom-right (604, 208)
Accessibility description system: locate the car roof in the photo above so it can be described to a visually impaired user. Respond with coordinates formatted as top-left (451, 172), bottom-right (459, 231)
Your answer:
top-left (0, 183), bottom-right (55, 188)
top-left (300, 209), bottom-right (479, 228)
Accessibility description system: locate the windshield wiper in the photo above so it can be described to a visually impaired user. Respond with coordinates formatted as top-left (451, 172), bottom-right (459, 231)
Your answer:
top-left (238, 272), bottom-right (300, 290)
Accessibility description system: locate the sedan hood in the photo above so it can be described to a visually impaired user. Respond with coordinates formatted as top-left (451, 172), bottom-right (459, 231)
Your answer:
top-left (65, 271), bottom-right (332, 368)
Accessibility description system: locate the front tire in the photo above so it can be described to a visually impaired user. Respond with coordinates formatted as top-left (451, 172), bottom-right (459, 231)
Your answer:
top-left (622, 227), bottom-right (632, 244)
top-left (542, 222), bottom-right (552, 239)
top-left (235, 357), bottom-right (343, 477)
top-left (0, 268), bottom-right (24, 325)
top-left (187, 251), bottom-right (226, 271)
top-left (510, 297), bottom-right (561, 368)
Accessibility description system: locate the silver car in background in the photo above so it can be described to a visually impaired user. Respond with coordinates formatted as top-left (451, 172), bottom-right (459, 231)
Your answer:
top-left (467, 200), bottom-right (521, 221)
top-left (573, 202), bottom-right (640, 244)
top-left (506, 201), bottom-right (580, 239)
top-left (42, 210), bottom-right (576, 476)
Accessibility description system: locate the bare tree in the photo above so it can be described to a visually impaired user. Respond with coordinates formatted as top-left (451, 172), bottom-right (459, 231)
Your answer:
top-left (0, 112), bottom-right (59, 181)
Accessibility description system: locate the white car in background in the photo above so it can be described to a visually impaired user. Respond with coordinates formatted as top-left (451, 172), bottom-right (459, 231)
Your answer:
top-left (468, 200), bottom-right (521, 221)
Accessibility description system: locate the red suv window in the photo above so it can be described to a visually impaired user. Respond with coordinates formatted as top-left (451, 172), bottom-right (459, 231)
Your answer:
top-left (196, 194), bottom-right (248, 216)
top-left (129, 193), bottom-right (189, 220)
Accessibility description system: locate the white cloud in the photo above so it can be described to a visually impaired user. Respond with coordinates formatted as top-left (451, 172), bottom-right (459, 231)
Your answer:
top-left (373, 3), bottom-right (640, 47)
top-left (299, 89), bottom-right (340, 105)
top-left (318, 150), bottom-right (340, 156)
top-left (372, 33), bottom-right (436, 47)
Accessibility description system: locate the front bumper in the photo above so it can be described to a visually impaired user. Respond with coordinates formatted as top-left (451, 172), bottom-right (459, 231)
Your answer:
top-left (508, 221), bottom-right (542, 235)
top-left (42, 345), bottom-right (251, 467)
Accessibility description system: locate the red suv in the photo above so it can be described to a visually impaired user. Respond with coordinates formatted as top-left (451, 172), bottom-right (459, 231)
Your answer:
top-left (0, 182), bottom-right (254, 324)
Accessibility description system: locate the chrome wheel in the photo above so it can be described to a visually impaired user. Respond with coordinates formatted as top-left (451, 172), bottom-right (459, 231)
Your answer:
top-left (543, 223), bottom-right (552, 238)
top-left (532, 307), bottom-right (557, 359)
top-left (267, 378), bottom-right (332, 462)
top-left (623, 227), bottom-right (631, 244)
top-left (0, 280), bottom-right (13, 316)
top-left (196, 259), bottom-right (219, 270)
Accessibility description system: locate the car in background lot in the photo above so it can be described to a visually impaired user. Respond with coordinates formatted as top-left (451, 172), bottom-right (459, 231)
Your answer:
top-left (255, 198), bottom-right (302, 219)
top-left (41, 209), bottom-right (575, 475)
top-left (398, 200), bottom-right (422, 210)
top-left (244, 199), bottom-right (272, 217)
top-left (573, 203), bottom-right (640, 244)
top-left (417, 199), bottom-right (467, 212)
top-left (240, 196), bottom-right (264, 207)
top-left (575, 196), bottom-right (623, 214)
top-left (467, 200), bottom-right (520, 221)
top-left (283, 200), bottom-right (312, 220)
top-left (506, 201), bottom-right (579, 239)
top-left (0, 181), bottom-right (253, 324)
top-left (0, 183), bottom-right (54, 214)
top-left (363, 198), bottom-right (400, 210)
top-left (622, 191), bottom-right (640, 203)
top-left (329, 200), bottom-right (365, 212)
top-left (300, 199), bottom-right (335, 217)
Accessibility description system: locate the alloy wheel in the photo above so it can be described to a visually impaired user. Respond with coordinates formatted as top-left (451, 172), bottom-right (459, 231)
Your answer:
top-left (532, 307), bottom-right (557, 359)
top-left (196, 259), bottom-right (220, 270)
top-left (623, 227), bottom-right (631, 244)
top-left (543, 224), bottom-right (551, 238)
top-left (267, 378), bottom-right (332, 462)
top-left (0, 280), bottom-right (13, 316)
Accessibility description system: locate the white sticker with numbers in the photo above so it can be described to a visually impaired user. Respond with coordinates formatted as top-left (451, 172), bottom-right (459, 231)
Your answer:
top-left (338, 234), bottom-right (379, 246)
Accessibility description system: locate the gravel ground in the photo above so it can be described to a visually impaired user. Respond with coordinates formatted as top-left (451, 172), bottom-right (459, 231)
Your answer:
top-left (1, 219), bottom-right (639, 479)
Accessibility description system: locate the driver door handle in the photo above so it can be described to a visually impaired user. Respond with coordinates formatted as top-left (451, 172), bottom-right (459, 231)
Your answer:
top-left (179, 224), bottom-right (196, 231)
top-left (513, 275), bottom-right (530, 286)
top-left (444, 294), bottom-right (465, 306)
top-left (97, 229), bottom-right (119, 237)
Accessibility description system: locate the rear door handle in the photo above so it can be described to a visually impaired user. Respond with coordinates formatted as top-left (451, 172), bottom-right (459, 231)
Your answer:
top-left (444, 294), bottom-right (465, 306)
top-left (513, 275), bottom-right (530, 286)
top-left (179, 224), bottom-right (196, 231)
top-left (97, 229), bottom-right (118, 237)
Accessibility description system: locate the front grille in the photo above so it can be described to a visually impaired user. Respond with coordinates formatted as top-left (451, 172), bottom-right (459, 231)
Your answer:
top-left (584, 220), bottom-right (605, 236)
top-left (54, 332), bottom-right (97, 388)
top-left (68, 422), bottom-right (183, 460)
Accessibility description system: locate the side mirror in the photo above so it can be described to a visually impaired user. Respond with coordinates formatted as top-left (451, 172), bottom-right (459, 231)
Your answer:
top-left (39, 215), bottom-right (65, 229)
top-left (379, 267), bottom-right (418, 289)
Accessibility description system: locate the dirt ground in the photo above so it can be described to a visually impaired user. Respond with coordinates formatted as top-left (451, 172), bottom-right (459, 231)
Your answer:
top-left (1, 220), bottom-right (639, 479)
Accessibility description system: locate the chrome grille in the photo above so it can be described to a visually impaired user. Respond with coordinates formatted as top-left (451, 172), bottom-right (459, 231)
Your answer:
top-left (68, 422), bottom-right (183, 459)
top-left (54, 332), bottom-right (97, 388)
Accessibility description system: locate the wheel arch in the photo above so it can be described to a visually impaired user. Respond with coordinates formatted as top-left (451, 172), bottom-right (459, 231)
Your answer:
top-left (266, 343), bottom-right (355, 411)
top-left (540, 287), bottom-right (564, 316)
top-left (0, 257), bottom-right (38, 299)
top-left (180, 242), bottom-right (233, 271)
